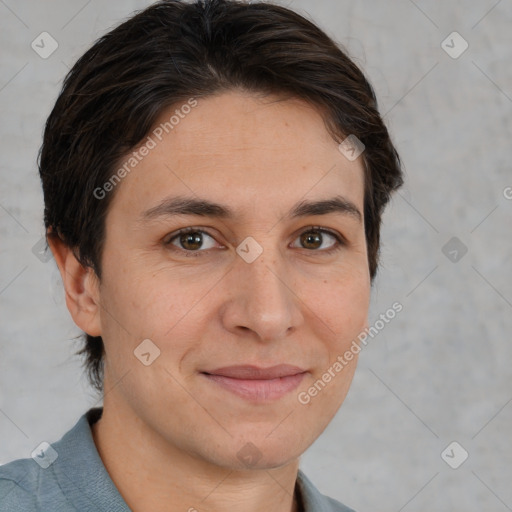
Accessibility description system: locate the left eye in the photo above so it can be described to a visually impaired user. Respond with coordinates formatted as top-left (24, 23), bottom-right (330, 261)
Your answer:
top-left (290, 228), bottom-right (341, 252)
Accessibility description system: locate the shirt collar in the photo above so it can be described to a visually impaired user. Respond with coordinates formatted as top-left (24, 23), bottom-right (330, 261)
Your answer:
top-left (50, 407), bottom-right (130, 511)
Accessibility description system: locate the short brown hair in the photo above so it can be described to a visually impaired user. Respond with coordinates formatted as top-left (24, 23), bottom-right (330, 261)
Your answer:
top-left (39, 0), bottom-right (403, 394)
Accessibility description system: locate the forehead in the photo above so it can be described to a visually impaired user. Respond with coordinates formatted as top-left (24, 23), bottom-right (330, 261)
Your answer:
top-left (107, 90), bottom-right (365, 222)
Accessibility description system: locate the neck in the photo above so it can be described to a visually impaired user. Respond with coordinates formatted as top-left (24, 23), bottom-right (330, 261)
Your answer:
top-left (91, 397), bottom-right (301, 512)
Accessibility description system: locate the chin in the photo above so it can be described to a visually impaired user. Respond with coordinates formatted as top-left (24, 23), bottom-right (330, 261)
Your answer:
top-left (230, 433), bottom-right (305, 471)
top-left (190, 430), bottom-right (303, 472)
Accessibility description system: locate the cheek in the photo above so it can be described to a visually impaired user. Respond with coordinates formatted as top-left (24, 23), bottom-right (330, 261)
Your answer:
top-left (101, 259), bottom-right (169, 326)
top-left (98, 259), bottom-right (213, 363)
top-left (335, 284), bottom-right (370, 344)
top-left (308, 270), bottom-right (370, 345)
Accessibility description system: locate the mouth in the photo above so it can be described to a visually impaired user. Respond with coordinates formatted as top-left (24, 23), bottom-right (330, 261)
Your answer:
top-left (200, 364), bottom-right (307, 401)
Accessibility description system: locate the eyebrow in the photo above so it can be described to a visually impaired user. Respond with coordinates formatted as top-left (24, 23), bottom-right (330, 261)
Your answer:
top-left (139, 194), bottom-right (362, 224)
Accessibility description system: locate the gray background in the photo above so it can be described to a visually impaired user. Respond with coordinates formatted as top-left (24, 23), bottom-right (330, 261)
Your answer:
top-left (1, 0), bottom-right (511, 511)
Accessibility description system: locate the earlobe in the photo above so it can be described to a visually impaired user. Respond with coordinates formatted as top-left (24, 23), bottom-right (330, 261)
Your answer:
top-left (47, 232), bottom-right (102, 337)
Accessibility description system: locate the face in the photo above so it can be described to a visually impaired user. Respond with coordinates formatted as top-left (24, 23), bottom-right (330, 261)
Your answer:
top-left (92, 90), bottom-right (370, 470)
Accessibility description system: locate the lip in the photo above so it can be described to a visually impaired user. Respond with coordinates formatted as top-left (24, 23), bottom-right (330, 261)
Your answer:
top-left (201, 364), bottom-right (307, 401)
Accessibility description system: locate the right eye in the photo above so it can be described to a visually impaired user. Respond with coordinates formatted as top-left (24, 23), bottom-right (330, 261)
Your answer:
top-left (164, 228), bottom-right (223, 256)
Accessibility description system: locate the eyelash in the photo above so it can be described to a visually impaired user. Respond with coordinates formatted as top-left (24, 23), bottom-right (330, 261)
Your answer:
top-left (164, 226), bottom-right (346, 257)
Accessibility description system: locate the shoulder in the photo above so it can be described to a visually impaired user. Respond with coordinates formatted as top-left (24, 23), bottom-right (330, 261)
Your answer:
top-left (0, 408), bottom-right (104, 512)
top-left (0, 458), bottom-right (41, 511)
top-left (0, 457), bottom-right (75, 511)
top-left (297, 469), bottom-right (357, 512)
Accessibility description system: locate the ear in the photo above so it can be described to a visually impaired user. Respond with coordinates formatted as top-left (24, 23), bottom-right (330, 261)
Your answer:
top-left (47, 233), bottom-right (102, 337)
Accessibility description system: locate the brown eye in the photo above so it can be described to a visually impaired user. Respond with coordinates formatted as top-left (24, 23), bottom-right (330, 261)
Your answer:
top-left (179, 231), bottom-right (203, 251)
top-left (300, 230), bottom-right (323, 249)
top-left (166, 229), bottom-right (218, 253)
top-left (291, 227), bottom-right (344, 254)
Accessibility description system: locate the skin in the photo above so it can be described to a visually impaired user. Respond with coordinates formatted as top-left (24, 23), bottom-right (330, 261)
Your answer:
top-left (50, 89), bottom-right (370, 512)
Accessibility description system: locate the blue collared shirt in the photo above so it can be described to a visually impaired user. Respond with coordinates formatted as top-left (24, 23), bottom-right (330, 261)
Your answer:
top-left (0, 408), bottom-right (355, 511)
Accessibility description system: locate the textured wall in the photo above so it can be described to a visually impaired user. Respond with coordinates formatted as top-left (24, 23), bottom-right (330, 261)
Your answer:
top-left (1, 1), bottom-right (511, 511)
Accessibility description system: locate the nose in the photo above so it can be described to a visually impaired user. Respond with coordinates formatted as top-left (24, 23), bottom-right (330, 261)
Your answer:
top-left (219, 248), bottom-right (304, 343)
